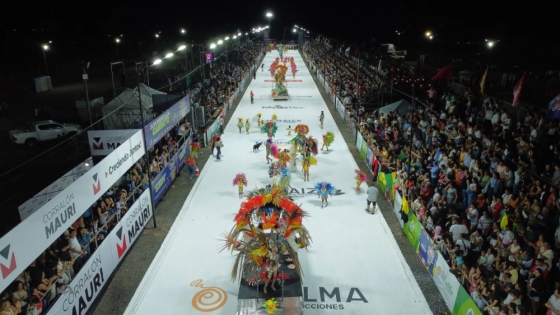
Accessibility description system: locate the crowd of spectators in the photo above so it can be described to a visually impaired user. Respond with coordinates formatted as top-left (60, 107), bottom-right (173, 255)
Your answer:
top-left (305, 38), bottom-right (560, 315)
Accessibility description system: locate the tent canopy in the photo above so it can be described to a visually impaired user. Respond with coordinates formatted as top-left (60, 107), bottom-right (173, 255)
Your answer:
top-left (101, 83), bottom-right (166, 130)
top-left (378, 99), bottom-right (412, 116)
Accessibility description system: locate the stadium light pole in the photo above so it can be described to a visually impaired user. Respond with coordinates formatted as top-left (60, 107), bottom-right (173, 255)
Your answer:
top-left (115, 38), bottom-right (121, 60)
top-left (42, 45), bottom-right (50, 76)
top-left (266, 12), bottom-right (273, 40)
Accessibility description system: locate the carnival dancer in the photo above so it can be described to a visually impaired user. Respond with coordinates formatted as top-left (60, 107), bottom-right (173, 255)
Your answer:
top-left (272, 113), bottom-right (278, 124)
top-left (319, 111), bottom-right (325, 129)
top-left (233, 173), bottom-right (248, 199)
top-left (256, 113), bottom-right (262, 128)
top-left (265, 139), bottom-right (275, 164)
top-left (354, 169), bottom-right (368, 194)
top-left (263, 121), bottom-right (278, 138)
top-left (280, 168), bottom-right (294, 195)
top-left (250, 91), bottom-right (254, 104)
top-left (261, 120), bottom-right (266, 133)
top-left (315, 182), bottom-right (335, 208)
top-left (274, 149), bottom-right (291, 168)
top-left (190, 141), bottom-right (200, 160)
top-left (321, 131), bottom-right (334, 151)
top-left (237, 118), bottom-right (243, 134)
top-left (287, 125), bottom-right (293, 136)
top-left (245, 119), bottom-right (250, 134)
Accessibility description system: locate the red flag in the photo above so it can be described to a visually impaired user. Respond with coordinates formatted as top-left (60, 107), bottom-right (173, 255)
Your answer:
top-left (431, 64), bottom-right (453, 81)
top-left (512, 73), bottom-right (525, 106)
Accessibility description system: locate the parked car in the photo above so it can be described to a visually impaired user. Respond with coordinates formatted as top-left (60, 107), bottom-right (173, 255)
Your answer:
top-left (9, 120), bottom-right (83, 147)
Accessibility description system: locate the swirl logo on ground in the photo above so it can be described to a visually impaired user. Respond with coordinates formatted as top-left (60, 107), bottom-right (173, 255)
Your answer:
top-left (190, 279), bottom-right (228, 312)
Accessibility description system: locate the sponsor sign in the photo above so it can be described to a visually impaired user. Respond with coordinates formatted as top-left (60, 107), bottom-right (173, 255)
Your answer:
top-left (18, 158), bottom-right (94, 221)
top-left (453, 286), bottom-right (483, 315)
top-left (144, 95), bottom-right (190, 149)
top-left (0, 130), bottom-right (145, 293)
top-left (303, 286), bottom-right (368, 311)
top-left (151, 165), bottom-right (173, 204)
top-left (48, 190), bottom-right (153, 315)
top-left (175, 138), bottom-right (192, 172)
top-left (264, 79), bottom-right (302, 82)
top-left (87, 130), bottom-right (139, 156)
top-left (261, 105), bottom-right (305, 110)
top-left (403, 212), bottom-right (422, 248)
top-left (432, 255), bottom-right (460, 311)
top-left (417, 228), bottom-right (438, 275)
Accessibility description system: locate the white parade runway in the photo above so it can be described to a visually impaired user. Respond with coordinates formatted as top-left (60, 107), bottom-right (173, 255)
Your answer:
top-left (124, 51), bottom-right (432, 314)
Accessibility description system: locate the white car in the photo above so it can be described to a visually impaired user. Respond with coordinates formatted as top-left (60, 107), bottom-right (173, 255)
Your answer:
top-left (10, 120), bottom-right (83, 147)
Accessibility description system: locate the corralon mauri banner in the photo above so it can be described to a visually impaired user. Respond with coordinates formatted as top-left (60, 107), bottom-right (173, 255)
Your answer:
top-left (0, 130), bottom-right (145, 293)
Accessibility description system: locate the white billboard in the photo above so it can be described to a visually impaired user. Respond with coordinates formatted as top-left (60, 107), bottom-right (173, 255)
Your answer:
top-left (87, 129), bottom-right (139, 156)
top-left (18, 157), bottom-right (94, 221)
top-left (0, 130), bottom-right (145, 293)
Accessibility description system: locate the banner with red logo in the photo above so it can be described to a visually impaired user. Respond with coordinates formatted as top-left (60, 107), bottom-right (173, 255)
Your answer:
top-left (47, 189), bottom-right (152, 315)
top-left (0, 129), bottom-right (145, 293)
top-left (87, 130), bottom-right (139, 156)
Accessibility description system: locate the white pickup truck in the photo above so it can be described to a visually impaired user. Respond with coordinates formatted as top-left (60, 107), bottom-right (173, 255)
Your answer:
top-left (10, 120), bottom-right (83, 147)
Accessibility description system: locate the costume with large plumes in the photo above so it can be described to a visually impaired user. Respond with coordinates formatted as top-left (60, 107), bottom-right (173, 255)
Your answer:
top-left (270, 62), bottom-right (289, 99)
top-left (354, 170), bottom-right (368, 194)
top-left (233, 173), bottom-right (248, 199)
top-left (263, 121), bottom-right (278, 138)
top-left (220, 179), bottom-right (311, 295)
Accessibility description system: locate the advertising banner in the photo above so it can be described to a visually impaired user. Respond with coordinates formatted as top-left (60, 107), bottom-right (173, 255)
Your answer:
top-left (144, 95), bottom-right (190, 149)
top-left (403, 212), bottom-right (422, 248)
top-left (151, 165), bottom-right (173, 204)
top-left (87, 130), bottom-right (139, 156)
top-left (432, 254), bottom-right (460, 311)
top-left (358, 135), bottom-right (367, 161)
top-left (417, 228), bottom-right (438, 275)
top-left (393, 192), bottom-right (404, 228)
top-left (18, 158), bottom-right (93, 221)
top-left (48, 190), bottom-right (153, 315)
top-left (0, 130), bottom-right (145, 293)
top-left (366, 148), bottom-right (373, 167)
top-left (175, 138), bottom-right (191, 172)
top-left (453, 286), bottom-right (484, 315)
top-left (204, 108), bottom-right (224, 147)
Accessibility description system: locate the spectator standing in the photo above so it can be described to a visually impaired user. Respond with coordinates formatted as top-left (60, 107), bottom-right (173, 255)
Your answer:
top-left (546, 287), bottom-right (560, 315)
top-left (250, 91), bottom-right (254, 104)
top-left (185, 154), bottom-right (197, 179)
top-left (366, 181), bottom-right (379, 214)
top-left (215, 137), bottom-right (223, 160)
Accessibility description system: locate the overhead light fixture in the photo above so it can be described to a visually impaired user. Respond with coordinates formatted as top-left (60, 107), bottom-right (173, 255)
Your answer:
top-left (218, 40), bottom-right (223, 44)
top-left (233, 35), bottom-right (237, 39)
top-left (293, 29), bottom-right (297, 33)
top-left (225, 36), bottom-right (230, 40)
top-left (115, 38), bottom-right (120, 43)
top-left (238, 32), bottom-right (241, 36)
top-left (165, 53), bottom-right (174, 58)
top-left (181, 28), bottom-right (186, 34)
top-left (210, 43), bottom-right (216, 49)
top-left (178, 45), bottom-right (186, 51)
top-left (155, 34), bottom-right (159, 38)
top-left (153, 59), bottom-right (162, 65)
top-left (42, 45), bottom-right (49, 50)
top-left (84, 161), bottom-right (90, 167)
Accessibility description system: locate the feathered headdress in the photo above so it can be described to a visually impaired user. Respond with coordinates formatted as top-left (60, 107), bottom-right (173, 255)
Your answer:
top-left (294, 124), bottom-right (309, 135)
top-left (263, 121), bottom-right (278, 137)
top-left (307, 137), bottom-right (319, 155)
top-left (190, 142), bottom-right (200, 154)
top-left (270, 143), bottom-right (279, 156)
top-left (355, 170), bottom-right (367, 183)
top-left (238, 117), bottom-right (243, 122)
top-left (314, 182), bottom-right (336, 196)
top-left (272, 113), bottom-right (278, 120)
top-left (233, 173), bottom-right (248, 186)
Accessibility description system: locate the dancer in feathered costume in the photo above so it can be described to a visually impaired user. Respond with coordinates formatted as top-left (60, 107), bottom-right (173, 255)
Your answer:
top-left (268, 162), bottom-right (280, 178)
top-left (190, 142), bottom-right (200, 157)
top-left (301, 154), bottom-right (317, 182)
top-left (260, 120), bottom-right (266, 133)
top-left (271, 113), bottom-right (278, 124)
top-left (263, 121), bottom-right (278, 138)
top-left (274, 148), bottom-right (291, 168)
top-left (286, 125), bottom-right (293, 136)
top-left (237, 118), bottom-right (243, 133)
top-left (305, 137), bottom-right (319, 155)
top-left (245, 119), bottom-right (250, 134)
top-left (256, 113), bottom-right (262, 128)
top-left (315, 182), bottom-right (335, 208)
top-left (354, 170), bottom-right (368, 194)
top-left (233, 173), bottom-right (248, 199)
top-left (219, 178), bottom-right (311, 295)
top-left (265, 139), bottom-right (274, 164)
top-left (321, 131), bottom-right (335, 151)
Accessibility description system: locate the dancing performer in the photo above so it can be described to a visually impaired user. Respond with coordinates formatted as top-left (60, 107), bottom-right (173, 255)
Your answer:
top-left (287, 125), bottom-right (293, 136)
top-left (274, 148), bottom-right (291, 168)
top-left (319, 111), bottom-right (325, 129)
top-left (272, 113), bottom-right (278, 124)
top-left (257, 113), bottom-right (262, 128)
top-left (315, 182), bottom-right (335, 208)
top-left (321, 131), bottom-right (334, 151)
top-left (237, 118), bottom-right (243, 134)
top-left (261, 120), bottom-right (266, 133)
top-left (354, 169), bottom-right (368, 194)
top-left (265, 139), bottom-right (276, 164)
top-left (233, 173), bottom-right (248, 199)
top-left (280, 168), bottom-right (294, 195)
top-left (190, 141), bottom-right (200, 160)
top-left (263, 121), bottom-right (278, 138)
top-left (302, 156), bottom-right (311, 182)
top-left (245, 119), bottom-right (250, 134)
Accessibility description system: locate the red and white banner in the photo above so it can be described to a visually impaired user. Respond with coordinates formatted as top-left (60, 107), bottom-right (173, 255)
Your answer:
top-left (87, 130), bottom-right (139, 156)
top-left (0, 130), bottom-right (145, 293)
top-left (512, 73), bottom-right (525, 107)
top-left (47, 190), bottom-right (152, 315)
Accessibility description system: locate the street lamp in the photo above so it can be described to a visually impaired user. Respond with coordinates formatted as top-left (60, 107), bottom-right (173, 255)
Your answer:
top-left (395, 30), bottom-right (404, 48)
top-left (266, 12), bottom-right (273, 36)
top-left (218, 39), bottom-right (223, 45)
top-left (153, 59), bottom-right (162, 65)
top-left (293, 29), bottom-right (297, 33)
top-left (225, 36), bottom-right (230, 40)
top-left (42, 45), bottom-right (49, 76)
top-left (164, 52), bottom-right (174, 58)
top-left (115, 38), bottom-right (120, 59)
top-left (181, 28), bottom-right (186, 34)
top-left (210, 43), bottom-right (217, 49)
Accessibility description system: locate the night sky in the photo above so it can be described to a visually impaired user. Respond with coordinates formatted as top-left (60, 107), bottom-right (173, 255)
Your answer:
top-left (1, 0), bottom-right (559, 70)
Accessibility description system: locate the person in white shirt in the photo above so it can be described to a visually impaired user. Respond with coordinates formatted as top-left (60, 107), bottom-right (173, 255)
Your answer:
top-left (491, 112), bottom-right (500, 126)
top-left (546, 289), bottom-right (560, 315)
top-left (449, 218), bottom-right (469, 242)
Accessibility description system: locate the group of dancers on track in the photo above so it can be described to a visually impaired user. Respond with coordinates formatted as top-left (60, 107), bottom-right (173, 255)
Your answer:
top-left (231, 112), bottom-right (370, 209)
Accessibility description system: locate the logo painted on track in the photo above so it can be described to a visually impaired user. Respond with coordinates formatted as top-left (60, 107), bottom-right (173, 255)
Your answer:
top-left (191, 279), bottom-right (228, 312)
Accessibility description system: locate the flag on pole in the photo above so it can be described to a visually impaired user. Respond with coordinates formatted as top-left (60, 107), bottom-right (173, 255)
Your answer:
top-left (547, 93), bottom-right (560, 119)
top-left (512, 73), bottom-right (525, 106)
top-left (430, 64), bottom-right (453, 81)
top-left (480, 67), bottom-right (488, 94)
